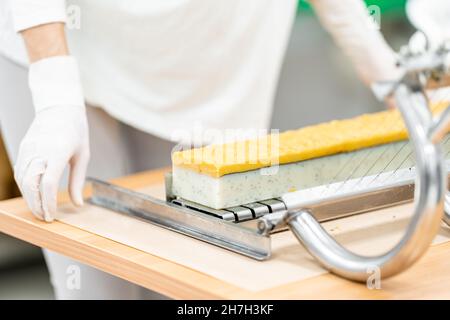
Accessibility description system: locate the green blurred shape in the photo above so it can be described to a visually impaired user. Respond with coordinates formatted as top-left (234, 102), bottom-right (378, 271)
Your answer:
top-left (298, 0), bottom-right (407, 15)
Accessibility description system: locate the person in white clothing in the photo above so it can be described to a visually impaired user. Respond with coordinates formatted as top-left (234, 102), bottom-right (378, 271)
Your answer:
top-left (0, 0), bottom-right (403, 299)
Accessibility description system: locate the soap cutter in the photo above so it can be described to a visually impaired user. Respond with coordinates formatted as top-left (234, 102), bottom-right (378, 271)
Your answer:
top-left (87, 38), bottom-right (450, 282)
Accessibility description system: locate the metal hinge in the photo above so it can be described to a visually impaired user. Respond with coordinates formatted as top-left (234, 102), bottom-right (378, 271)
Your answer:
top-left (170, 197), bottom-right (286, 223)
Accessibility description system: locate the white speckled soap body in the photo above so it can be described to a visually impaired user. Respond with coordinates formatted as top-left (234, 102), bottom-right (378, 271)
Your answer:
top-left (172, 135), bottom-right (450, 209)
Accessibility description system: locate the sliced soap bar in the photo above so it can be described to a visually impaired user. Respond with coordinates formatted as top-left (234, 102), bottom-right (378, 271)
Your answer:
top-left (172, 105), bottom-right (450, 209)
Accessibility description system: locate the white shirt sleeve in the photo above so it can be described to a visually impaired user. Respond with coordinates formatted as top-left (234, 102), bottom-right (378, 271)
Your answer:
top-left (310, 0), bottom-right (401, 85)
top-left (9, 0), bottom-right (67, 32)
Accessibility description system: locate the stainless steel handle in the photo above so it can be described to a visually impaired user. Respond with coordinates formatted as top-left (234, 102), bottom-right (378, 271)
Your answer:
top-left (282, 84), bottom-right (448, 282)
top-left (255, 39), bottom-right (450, 281)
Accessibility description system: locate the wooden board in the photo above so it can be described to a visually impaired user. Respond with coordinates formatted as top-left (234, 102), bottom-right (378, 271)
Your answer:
top-left (1, 168), bottom-right (450, 299)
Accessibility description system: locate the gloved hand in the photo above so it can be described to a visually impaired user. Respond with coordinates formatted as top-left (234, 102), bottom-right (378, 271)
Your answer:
top-left (14, 56), bottom-right (90, 222)
top-left (407, 0), bottom-right (450, 50)
top-left (310, 0), bottom-right (404, 110)
top-left (309, 0), bottom-right (402, 85)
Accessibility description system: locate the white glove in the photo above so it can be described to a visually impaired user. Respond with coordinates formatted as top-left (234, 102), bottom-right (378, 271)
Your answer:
top-left (14, 56), bottom-right (90, 222)
top-left (310, 0), bottom-right (402, 85)
top-left (407, 0), bottom-right (450, 49)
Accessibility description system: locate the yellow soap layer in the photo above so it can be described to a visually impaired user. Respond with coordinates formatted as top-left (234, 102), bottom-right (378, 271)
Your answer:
top-left (172, 104), bottom-right (448, 178)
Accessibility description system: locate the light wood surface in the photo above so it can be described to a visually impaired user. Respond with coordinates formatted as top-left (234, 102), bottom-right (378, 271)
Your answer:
top-left (1, 168), bottom-right (450, 299)
top-left (0, 135), bottom-right (18, 200)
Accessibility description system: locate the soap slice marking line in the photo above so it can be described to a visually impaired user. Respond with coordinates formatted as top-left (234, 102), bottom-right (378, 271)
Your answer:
top-left (317, 151), bottom-right (362, 197)
top-left (364, 141), bottom-right (410, 188)
top-left (379, 134), bottom-right (450, 185)
top-left (330, 147), bottom-right (377, 195)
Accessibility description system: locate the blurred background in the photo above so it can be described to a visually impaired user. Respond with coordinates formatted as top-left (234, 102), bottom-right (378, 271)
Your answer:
top-left (0, 0), bottom-right (414, 299)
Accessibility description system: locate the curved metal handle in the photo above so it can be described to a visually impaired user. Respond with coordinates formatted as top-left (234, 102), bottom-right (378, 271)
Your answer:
top-left (284, 84), bottom-right (448, 282)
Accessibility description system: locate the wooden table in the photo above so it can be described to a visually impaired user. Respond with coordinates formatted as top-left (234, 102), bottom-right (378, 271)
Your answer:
top-left (1, 168), bottom-right (450, 299)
